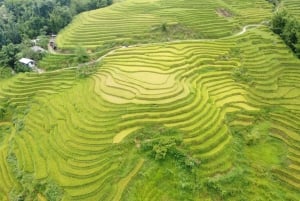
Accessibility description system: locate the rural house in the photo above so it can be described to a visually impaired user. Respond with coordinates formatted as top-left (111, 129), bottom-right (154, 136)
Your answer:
top-left (19, 58), bottom-right (35, 68)
top-left (31, 46), bottom-right (47, 53)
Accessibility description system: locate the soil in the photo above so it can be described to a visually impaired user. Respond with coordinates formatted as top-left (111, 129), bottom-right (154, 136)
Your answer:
top-left (216, 8), bottom-right (233, 17)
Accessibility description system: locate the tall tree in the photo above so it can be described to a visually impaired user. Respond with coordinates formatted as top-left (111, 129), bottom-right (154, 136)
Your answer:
top-left (49, 6), bottom-right (72, 33)
top-left (282, 18), bottom-right (299, 50)
top-left (271, 9), bottom-right (288, 34)
top-left (0, 43), bottom-right (19, 68)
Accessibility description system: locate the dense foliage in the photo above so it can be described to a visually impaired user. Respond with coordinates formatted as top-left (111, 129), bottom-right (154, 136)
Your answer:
top-left (0, 0), bottom-right (300, 200)
top-left (7, 150), bottom-right (63, 201)
top-left (133, 124), bottom-right (199, 169)
top-left (271, 9), bottom-right (300, 57)
top-left (0, 0), bottom-right (112, 46)
top-left (0, 0), bottom-right (112, 70)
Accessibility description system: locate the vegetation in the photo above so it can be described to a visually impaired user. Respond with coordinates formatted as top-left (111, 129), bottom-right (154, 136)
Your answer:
top-left (0, 0), bottom-right (299, 201)
top-left (56, 0), bottom-right (272, 49)
top-left (7, 150), bottom-right (63, 201)
top-left (131, 124), bottom-right (199, 169)
top-left (0, 0), bottom-right (112, 46)
top-left (271, 9), bottom-right (300, 57)
top-left (0, 0), bottom-right (112, 71)
top-left (266, 0), bottom-right (280, 6)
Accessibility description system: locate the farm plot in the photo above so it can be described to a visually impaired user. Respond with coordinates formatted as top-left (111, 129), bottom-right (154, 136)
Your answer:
top-left (0, 26), bottom-right (299, 200)
top-left (222, 0), bottom-right (273, 23)
top-left (0, 70), bottom-right (80, 200)
top-left (282, 0), bottom-right (300, 19)
top-left (38, 54), bottom-right (77, 71)
top-left (56, 0), bottom-right (272, 50)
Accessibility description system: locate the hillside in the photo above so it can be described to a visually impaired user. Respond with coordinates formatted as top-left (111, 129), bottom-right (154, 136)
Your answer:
top-left (282, 0), bottom-right (300, 17)
top-left (56, 0), bottom-right (272, 49)
top-left (0, 0), bottom-right (300, 201)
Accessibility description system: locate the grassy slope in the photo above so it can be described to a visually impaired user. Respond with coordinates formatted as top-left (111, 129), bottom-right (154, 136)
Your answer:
top-left (1, 28), bottom-right (300, 200)
top-left (0, 0), bottom-right (300, 201)
top-left (56, 0), bottom-right (272, 50)
top-left (282, 0), bottom-right (300, 19)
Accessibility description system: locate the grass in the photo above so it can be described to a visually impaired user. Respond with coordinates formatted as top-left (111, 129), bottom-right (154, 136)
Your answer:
top-left (245, 137), bottom-right (287, 166)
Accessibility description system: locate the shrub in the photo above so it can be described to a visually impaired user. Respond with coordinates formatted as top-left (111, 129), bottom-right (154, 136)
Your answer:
top-left (74, 46), bottom-right (89, 63)
top-left (0, 67), bottom-right (12, 79)
top-left (7, 149), bottom-right (63, 201)
top-left (232, 67), bottom-right (252, 84)
top-left (76, 63), bottom-right (97, 78)
top-left (134, 124), bottom-right (200, 170)
top-left (271, 9), bottom-right (300, 57)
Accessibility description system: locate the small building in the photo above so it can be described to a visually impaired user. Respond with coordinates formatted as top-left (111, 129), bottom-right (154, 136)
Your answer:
top-left (31, 46), bottom-right (47, 53)
top-left (49, 38), bottom-right (57, 50)
top-left (19, 58), bottom-right (35, 68)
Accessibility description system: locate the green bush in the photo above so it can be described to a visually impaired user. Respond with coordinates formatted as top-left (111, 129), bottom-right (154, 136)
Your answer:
top-left (74, 46), bottom-right (89, 63)
top-left (76, 63), bottom-right (98, 78)
top-left (7, 149), bottom-right (63, 201)
top-left (133, 124), bottom-right (200, 170)
top-left (232, 67), bottom-right (252, 84)
top-left (271, 9), bottom-right (300, 57)
top-left (0, 67), bottom-right (12, 79)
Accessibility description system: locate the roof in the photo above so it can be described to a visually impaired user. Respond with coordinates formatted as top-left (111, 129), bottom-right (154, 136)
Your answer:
top-left (31, 39), bottom-right (40, 43)
top-left (19, 58), bottom-right (35, 65)
top-left (31, 46), bottom-right (47, 52)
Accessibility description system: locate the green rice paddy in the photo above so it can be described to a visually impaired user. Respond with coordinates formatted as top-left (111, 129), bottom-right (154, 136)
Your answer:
top-left (0, 0), bottom-right (300, 200)
top-left (56, 0), bottom-right (272, 50)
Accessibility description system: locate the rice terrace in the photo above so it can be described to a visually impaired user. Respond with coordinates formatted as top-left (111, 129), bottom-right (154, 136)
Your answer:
top-left (0, 0), bottom-right (300, 200)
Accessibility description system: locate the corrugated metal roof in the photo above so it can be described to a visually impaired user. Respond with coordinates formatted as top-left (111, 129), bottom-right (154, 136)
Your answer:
top-left (19, 58), bottom-right (34, 64)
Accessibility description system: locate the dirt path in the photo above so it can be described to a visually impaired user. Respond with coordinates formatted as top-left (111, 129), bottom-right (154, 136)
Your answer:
top-left (42, 21), bottom-right (268, 74)
top-left (48, 44), bottom-right (58, 54)
top-left (234, 23), bottom-right (266, 36)
top-left (36, 68), bottom-right (45, 74)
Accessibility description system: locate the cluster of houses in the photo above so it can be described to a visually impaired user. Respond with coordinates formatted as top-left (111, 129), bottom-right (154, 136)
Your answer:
top-left (18, 35), bottom-right (56, 71)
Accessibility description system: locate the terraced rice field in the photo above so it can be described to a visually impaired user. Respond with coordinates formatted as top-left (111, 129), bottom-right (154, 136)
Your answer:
top-left (0, 0), bottom-right (300, 200)
top-left (1, 26), bottom-right (300, 200)
top-left (38, 54), bottom-right (77, 71)
top-left (282, 0), bottom-right (300, 19)
top-left (56, 0), bottom-right (272, 50)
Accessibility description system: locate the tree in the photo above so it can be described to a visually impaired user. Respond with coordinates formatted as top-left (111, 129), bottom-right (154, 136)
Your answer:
top-left (22, 16), bottom-right (46, 38)
top-left (36, 0), bottom-right (55, 18)
top-left (0, 0), bottom-right (112, 72)
top-left (271, 10), bottom-right (288, 34)
top-left (49, 6), bottom-right (72, 33)
top-left (0, 43), bottom-right (19, 68)
top-left (37, 34), bottom-right (49, 49)
top-left (70, 0), bottom-right (89, 14)
top-left (267, 0), bottom-right (280, 6)
top-left (295, 33), bottom-right (300, 57)
top-left (282, 18), bottom-right (299, 51)
top-left (75, 46), bottom-right (89, 63)
top-left (271, 9), bottom-right (300, 58)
